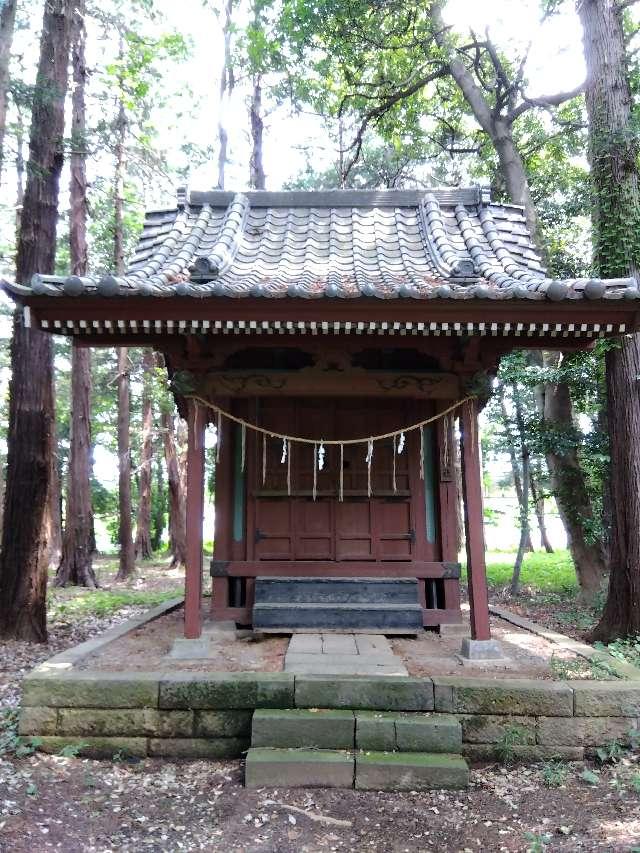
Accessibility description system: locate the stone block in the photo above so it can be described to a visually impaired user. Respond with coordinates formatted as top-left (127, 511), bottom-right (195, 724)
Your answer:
top-left (168, 638), bottom-right (213, 660)
top-left (459, 714), bottom-right (536, 745)
top-left (194, 710), bottom-right (253, 738)
top-left (37, 736), bottom-right (148, 759)
top-left (356, 711), bottom-right (397, 751)
top-left (251, 709), bottom-right (355, 749)
top-left (56, 709), bottom-right (193, 738)
top-left (245, 748), bottom-right (355, 789)
top-left (463, 744), bottom-right (584, 763)
top-left (537, 716), bottom-right (637, 747)
top-left (572, 683), bottom-right (640, 717)
top-left (148, 737), bottom-right (248, 758)
top-left (295, 675), bottom-right (434, 711)
top-left (432, 677), bottom-right (573, 716)
top-left (395, 714), bottom-right (462, 753)
top-left (355, 751), bottom-right (468, 791)
top-left (22, 672), bottom-right (159, 709)
top-left (18, 707), bottom-right (58, 736)
top-left (459, 638), bottom-right (505, 660)
top-left (159, 673), bottom-right (294, 710)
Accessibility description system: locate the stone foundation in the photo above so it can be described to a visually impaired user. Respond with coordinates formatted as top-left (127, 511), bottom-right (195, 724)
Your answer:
top-left (19, 668), bottom-right (640, 762)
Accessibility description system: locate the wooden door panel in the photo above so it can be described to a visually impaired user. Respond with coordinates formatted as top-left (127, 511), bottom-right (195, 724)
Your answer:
top-left (336, 500), bottom-right (375, 560)
top-left (294, 499), bottom-right (334, 559)
top-left (376, 499), bottom-right (414, 561)
top-left (255, 499), bottom-right (293, 559)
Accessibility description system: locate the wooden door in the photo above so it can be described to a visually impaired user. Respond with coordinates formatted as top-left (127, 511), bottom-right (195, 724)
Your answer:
top-left (250, 397), bottom-right (431, 561)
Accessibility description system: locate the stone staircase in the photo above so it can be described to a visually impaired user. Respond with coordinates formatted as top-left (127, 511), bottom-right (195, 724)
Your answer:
top-left (252, 577), bottom-right (423, 633)
top-left (244, 708), bottom-right (469, 790)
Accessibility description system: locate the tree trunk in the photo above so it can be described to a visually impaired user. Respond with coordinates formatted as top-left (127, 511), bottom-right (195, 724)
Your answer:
top-left (56, 346), bottom-right (95, 586)
top-left (14, 99), bottom-right (24, 232)
top-left (134, 349), bottom-right (154, 560)
top-left (530, 464), bottom-right (554, 553)
top-left (115, 346), bottom-right (135, 580)
top-left (216, 0), bottom-right (234, 189)
top-left (579, 0), bottom-right (640, 641)
top-left (45, 424), bottom-right (63, 567)
top-left (151, 453), bottom-right (165, 553)
top-left (510, 385), bottom-right (531, 595)
top-left (498, 383), bottom-right (533, 552)
top-left (161, 408), bottom-right (187, 568)
top-left (0, 0), bottom-right (17, 180)
top-left (112, 52), bottom-right (134, 581)
top-left (56, 2), bottom-right (95, 588)
top-left (0, 0), bottom-right (74, 642)
top-left (249, 73), bottom-right (265, 189)
top-left (541, 352), bottom-right (606, 596)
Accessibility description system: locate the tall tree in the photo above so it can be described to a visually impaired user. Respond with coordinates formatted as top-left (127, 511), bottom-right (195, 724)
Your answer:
top-left (56, 0), bottom-right (96, 588)
top-left (112, 35), bottom-right (135, 581)
top-left (134, 349), bottom-right (154, 560)
top-left (156, 355), bottom-right (187, 567)
top-left (578, 0), bottom-right (640, 640)
top-left (0, 0), bottom-right (74, 641)
top-left (0, 0), bottom-right (16, 180)
top-left (216, 0), bottom-right (235, 188)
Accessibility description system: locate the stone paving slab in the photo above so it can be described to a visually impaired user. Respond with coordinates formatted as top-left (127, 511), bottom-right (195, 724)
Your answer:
top-left (287, 634), bottom-right (323, 654)
top-left (284, 632), bottom-right (406, 676)
top-left (322, 634), bottom-right (358, 655)
top-left (355, 635), bottom-right (395, 657)
top-left (284, 653), bottom-right (407, 676)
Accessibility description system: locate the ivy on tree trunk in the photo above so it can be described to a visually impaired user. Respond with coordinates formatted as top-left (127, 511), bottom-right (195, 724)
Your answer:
top-left (579, 0), bottom-right (640, 641)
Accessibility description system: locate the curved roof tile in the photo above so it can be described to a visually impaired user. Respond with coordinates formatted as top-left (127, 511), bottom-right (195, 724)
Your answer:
top-left (17, 187), bottom-right (639, 302)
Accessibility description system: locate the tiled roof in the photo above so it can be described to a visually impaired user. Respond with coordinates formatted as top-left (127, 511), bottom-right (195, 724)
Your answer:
top-left (20, 188), bottom-right (639, 301)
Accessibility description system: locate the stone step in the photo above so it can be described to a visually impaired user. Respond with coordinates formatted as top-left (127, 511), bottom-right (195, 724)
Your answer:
top-left (251, 708), bottom-right (462, 752)
top-left (245, 747), bottom-right (354, 789)
top-left (244, 747), bottom-right (469, 790)
top-left (254, 576), bottom-right (421, 605)
top-left (253, 602), bottom-right (423, 633)
top-left (355, 751), bottom-right (469, 791)
top-left (252, 709), bottom-right (355, 749)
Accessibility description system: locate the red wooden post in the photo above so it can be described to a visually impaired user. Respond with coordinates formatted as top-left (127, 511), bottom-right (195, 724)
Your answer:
top-left (460, 398), bottom-right (491, 641)
top-left (185, 400), bottom-right (206, 639)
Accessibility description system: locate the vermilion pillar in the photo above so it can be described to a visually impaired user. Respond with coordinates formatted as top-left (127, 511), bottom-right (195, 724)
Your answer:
top-left (460, 398), bottom-right (491, 641)
top-left (184, 400), bottom-right (206, 639)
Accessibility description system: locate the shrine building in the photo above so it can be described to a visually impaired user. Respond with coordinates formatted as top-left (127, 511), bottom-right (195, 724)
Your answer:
top-left (7, 187), bottom-right (639, 654)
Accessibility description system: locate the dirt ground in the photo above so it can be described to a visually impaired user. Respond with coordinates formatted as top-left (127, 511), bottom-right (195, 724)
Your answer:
top-left (2, 567), bottom-right (639, 852)
top-left (1, 751), bottom-right (639, 852)
top-left (80, 603), bottom-right (600, 680)
top-left (78, 605), bottom-right (288, 673)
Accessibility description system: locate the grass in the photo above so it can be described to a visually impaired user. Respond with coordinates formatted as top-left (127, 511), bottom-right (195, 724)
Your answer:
top-left (48, 589), bottom-right (181, 619)
top-left (462, 549), bottom-right (578, 593)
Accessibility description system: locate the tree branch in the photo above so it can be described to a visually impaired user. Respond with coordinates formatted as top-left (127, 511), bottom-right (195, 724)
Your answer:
top-left (507, 82), bottom-right (585, 122)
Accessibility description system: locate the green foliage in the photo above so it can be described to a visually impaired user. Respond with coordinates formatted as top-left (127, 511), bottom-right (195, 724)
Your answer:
top-left (549, 653), bottom-right (616, 681)
top-left (597, 636), bottom-right (640, 668)
top-left (496, 725), bottom-right (529, 764)
top-left (58, 742), bottom-right (90, 758)
top-left (579, 768), bottom-right (600, 786)
top-left (541, 760), bottom-right (569, 788)
top-left (0, 710), bottom-right (41, 759)
top-left (524, 831), bottom-right (552, 853)
top-left (49, 589), bottom-right (178, 619)
top-left (471, 550), bottom-right (578, 592)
